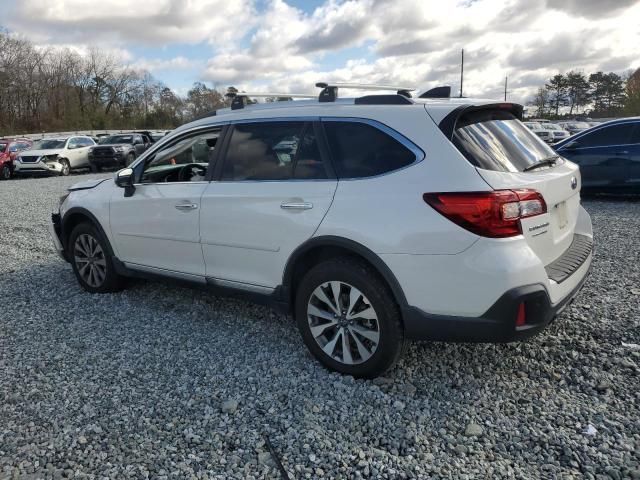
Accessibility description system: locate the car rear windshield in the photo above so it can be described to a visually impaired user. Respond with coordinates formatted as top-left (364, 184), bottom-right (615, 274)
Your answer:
top-left (452, 110), bottom-right (558, 172)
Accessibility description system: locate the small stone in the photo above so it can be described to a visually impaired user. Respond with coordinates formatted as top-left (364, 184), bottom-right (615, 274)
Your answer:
top-left (309, 453), bottom-right (318, 463)
top-left (372, 377), bottom-right (393, 386)
top-left (393, 400), bottom-right (405, 410)
top-left (78, 436), bottom-right (87, 445)
top-left (455, 444), bottom-right (468, 455)
top-left (221, 399), bottom-right (238, 414)
top-left (464, 423), bottom-right (483, 437)
top-left (257, 452), bottom-right (272, 466)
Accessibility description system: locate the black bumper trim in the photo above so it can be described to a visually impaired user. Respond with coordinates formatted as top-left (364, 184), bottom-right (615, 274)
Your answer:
top-left (402, 265), bottom-right (591, 343)
top-left (545, 234), bottom-right (593, 284)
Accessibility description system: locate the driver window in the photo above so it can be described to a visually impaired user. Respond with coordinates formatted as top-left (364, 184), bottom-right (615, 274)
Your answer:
top-left (141, 129), bottom-right (221, 184)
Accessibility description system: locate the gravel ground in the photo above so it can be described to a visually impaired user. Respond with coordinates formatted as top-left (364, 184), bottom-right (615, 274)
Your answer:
top-left (1, 174), bottom-right (639, 480)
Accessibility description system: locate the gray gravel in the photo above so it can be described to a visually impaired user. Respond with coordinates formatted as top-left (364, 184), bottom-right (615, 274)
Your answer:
top-left (1, 174), bottom-right (639, 479)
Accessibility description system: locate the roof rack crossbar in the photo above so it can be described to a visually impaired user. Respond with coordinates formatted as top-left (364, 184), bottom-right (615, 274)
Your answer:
top-left (225, 91), bottom-right (316, 110)
top-left (315, 82), bottom-right (417, 102)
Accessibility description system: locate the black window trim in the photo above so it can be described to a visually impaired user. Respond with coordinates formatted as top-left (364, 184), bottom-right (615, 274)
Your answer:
top-left (131, 124), bottom-right (229, 185)
top-left (319, 116), bottom-right (425, 180)
top-left (213, 118), bottom-right (335, 182)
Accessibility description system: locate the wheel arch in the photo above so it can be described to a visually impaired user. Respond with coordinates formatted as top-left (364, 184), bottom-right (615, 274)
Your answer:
top-left (61, 207), bottom-right (115, 257)
top-left (282, 236), bottom-right (409, 313)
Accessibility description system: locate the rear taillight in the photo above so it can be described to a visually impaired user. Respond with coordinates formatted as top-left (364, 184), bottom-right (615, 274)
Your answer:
top-left (423, 189), bottom-right (547, 238)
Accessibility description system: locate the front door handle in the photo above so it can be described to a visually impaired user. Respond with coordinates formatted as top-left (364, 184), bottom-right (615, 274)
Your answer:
top-left (615, 151), bottom-right (629, 155)
top-left (280, 202), bottom-right (313, 210)
top-left (175, 202), bottom-right (198, 211)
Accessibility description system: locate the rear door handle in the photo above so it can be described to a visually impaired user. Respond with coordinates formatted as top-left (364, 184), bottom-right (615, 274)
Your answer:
top-left (175, 202), bottom-right (198, 211)
top-left (280, 202), bottom-right (313, 210)
top-left (615, 151), bottom-right (629, 155)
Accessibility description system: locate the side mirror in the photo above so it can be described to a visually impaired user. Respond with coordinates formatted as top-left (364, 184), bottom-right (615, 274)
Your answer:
top-left (115, 167), bottom-right (135, 197)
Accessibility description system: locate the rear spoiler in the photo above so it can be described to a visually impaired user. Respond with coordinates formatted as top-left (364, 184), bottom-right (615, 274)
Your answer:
top-left (438, 103), bottom-right (524, 140)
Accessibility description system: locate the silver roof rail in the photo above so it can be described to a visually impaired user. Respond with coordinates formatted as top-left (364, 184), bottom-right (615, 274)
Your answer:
top-left (225, 91), bottom-right (316, 110)
top-left (315, 82), bottom-right (416, 102)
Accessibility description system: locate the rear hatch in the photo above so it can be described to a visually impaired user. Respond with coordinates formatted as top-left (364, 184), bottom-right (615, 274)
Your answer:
top-left (450, 107), bottom-right (581, 266)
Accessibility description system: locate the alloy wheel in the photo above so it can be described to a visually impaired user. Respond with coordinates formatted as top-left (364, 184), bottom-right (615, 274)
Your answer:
top-left (74, 234), bottom-right (107, 288)
top-left (307, 281), bottom-right (380, 365)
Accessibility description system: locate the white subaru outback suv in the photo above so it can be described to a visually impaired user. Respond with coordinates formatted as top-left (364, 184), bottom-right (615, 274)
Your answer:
top-left (49, 84), bottom-right (593, 378)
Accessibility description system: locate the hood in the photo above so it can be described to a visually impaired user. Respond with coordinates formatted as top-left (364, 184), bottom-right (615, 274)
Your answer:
top-left (95, 143), bottom-right (131, 148)
top-left (19, 149), bottom-right (64, 157)
top-left (68, 178), bottom-right (109, 191)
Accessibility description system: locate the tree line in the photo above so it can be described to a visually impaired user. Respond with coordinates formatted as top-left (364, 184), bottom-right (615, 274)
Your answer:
top-left (0, 30), bottom-right (237, 135)
top-left (528, 68), bottom-right (640, 119)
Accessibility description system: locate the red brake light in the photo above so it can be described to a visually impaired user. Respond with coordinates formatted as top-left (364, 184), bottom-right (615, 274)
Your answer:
top-left (423, 189), bottom-right (547, 238)
top-left (515, 302), bottom-right (526, 327)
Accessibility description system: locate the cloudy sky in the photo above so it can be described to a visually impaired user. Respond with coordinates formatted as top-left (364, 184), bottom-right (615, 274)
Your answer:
top-left (2, 0), bottom-right (639, 102)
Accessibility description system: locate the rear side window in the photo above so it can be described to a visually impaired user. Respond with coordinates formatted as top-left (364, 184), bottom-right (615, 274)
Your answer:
top-left (453, 110), bottom-right (557, 172)
top-left (323, 121), bottom-right (416, 178)
top-left (222, 122), bottom-right (326, 180)
top-left (575, 123), bottom-right (635, 148)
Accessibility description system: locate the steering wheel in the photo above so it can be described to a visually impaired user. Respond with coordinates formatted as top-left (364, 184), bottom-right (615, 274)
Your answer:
top-left (177, 163), bottom-right (206, 182)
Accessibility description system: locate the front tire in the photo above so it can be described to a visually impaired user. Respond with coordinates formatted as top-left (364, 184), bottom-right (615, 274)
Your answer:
top-left (90, 163), bottom-right (101, 173)
top-left (1, 165), bottom-right (11, 180)
top-left (295, 257), bottom-right (404, 378)
top-left (68, 223), bottom-right (124, 293)
top-left (59, 159), bottom-right (70, 176)
top-left (125, 152), bottom-right (135, 166)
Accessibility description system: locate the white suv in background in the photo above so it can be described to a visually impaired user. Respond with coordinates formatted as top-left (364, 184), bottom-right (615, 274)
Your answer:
top-left (15, 136), bottom-right (95, 176)
top-left (49, 85), bottom-right (593, 378)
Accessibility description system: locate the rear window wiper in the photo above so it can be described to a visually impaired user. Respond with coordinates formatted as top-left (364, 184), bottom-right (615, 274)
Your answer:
top-left (523, 156), bottom-right (559, 172)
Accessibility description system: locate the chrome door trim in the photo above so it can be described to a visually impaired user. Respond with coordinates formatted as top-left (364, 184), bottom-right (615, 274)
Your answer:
top-left (206, 276), bottom-right (274, 294)
top-left (123, 262), bottom-right (207, 284)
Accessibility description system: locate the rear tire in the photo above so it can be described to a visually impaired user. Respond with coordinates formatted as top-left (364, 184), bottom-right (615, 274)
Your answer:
top-left (1, 165), bottom-right (10, 180)
top-left (68, 222), bottom-right (124, 293)
top-left (295, 257), bottom-right (404, 378)
top-left (126, 152), bottom-right (135, 166)
top-left (59, 159), bottom-right (70, 176)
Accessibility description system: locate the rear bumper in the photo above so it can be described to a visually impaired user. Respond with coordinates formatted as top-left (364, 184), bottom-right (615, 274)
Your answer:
top-left (402, 257), bottom-right (591, 342)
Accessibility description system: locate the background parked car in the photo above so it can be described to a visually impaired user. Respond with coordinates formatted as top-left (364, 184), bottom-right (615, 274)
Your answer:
top-left (14, 136), bottom-right (95, 176)
top-left (554, 118), bottom-right (640, 193)
top-left (0, 138), bottom-right (32, 179)
top-left (89, 133), bottom-right (153, 171)
top-left (532, 129), bottom-right (555, 144)
top-left (558, 121), bottom-right (591, 135)
top-left (540, 123), bottom-right (571, 142)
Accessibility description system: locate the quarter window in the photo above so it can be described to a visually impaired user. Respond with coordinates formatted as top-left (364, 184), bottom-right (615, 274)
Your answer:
top-left (323, 121), bottom-right (416, 178)
top-left (576, 123), bottom-right (635, 148)
top-left (221, 122), bottom-right (326, 180)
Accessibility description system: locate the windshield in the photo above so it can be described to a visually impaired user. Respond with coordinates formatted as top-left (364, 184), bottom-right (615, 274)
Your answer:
top-left (33, 139), bottom-right (67, 150)
top-left (102, 135), bottom-right (134, 144)
top-left (453, 110), bottom-right (557, 172)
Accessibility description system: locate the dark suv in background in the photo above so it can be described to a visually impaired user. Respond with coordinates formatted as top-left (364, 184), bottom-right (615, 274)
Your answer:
top-left (89, 133), bottom-right (153, 172)
top-left (554, 118), bottom-right (640, 194)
